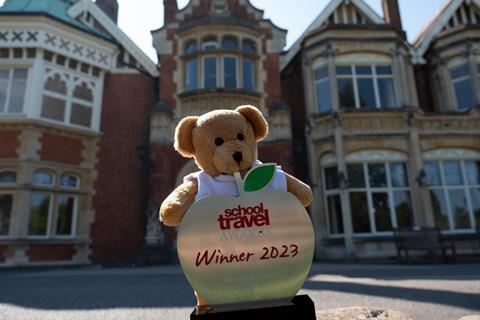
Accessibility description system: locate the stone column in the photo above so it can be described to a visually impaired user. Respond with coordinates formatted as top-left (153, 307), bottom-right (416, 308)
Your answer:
top-left (406, 111), bottom-right (435, 227)
top-left (394, 44), bottom-right (408, 107)
top-left (333, 113), bottom-right (356, 258)
top-left (302, 52), bottom-right (325, 258)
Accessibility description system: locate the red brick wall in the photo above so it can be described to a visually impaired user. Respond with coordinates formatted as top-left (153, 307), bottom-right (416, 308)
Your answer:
top-left (259, 142), bottom-right (293, 175)
top-left (281, 53), bottom-right (310, 183)
top-left (39, 133), bottom-right (84, 165)
top-left (27, 245), bottom-right (75, 262)
top-left (264, 54), bottom-right (282, 108)
top-left (90, 73), bottom-right (155, 264)
top-left (0, 130), bottom-right (20, 158)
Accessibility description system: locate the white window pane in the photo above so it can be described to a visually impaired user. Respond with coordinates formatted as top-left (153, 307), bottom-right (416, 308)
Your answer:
top-left (41, 95), bottom-right (66, 122)
top-left (0, 70), bottom-right (9, 79)
top-left (13, 69), bottom-right (27, 79)
top-left (28, 192), bottom-right (50, 236)
top-left (204, 57), bottom-right (217, 89)
top-left (448, 189), bottom-right (471, 229)
top-left (350, 192), bottom-right (371, 232)
top-left (186, 59), bottom-right (197, 91)
top-left (8, 79), bottom-right (26, 113)
top-left (453, 79), bottom-right (476, 110)
top-left (443, 161), bottom-right (463, 186)
top-left (0, 194), bottom-right (12, 236)
top-left (424, 161), bottom-right (441, 186)
top-left (34, 171), bottom-right (54, 186)
top-left (327, 195), bottom-right (343, 234)
top-left (243, 59), bottom-right (255, 91)
top-left (394, 191), bottom-right (413, 228)
top-left (56, 195), bottom-right (75, 236)
top-left (224, 57), bottom-right (237, 89)
top-left (368, 163), bottom-right (387, 188)
top-left (337, 78), bottom-right (355, 107)
top-left (466, 161), bottom-right (480, 185)
top-left (73, 83), bottom-right (93, 102)
top-left (70, 103), bottom-right (92, 128)
top-left (357, 78), bottom-right (376, 109)
top-left (316, 80), bottom-right (331, 113)
top-left (430, 189), bottom-right (449, 230)
top-left (373, 192), bottom-right (392, 231)
top-left (60, 174), bottom-right (79, 188)
top-left (389, 163), bottom-right (408, 187)
top-left (378, 78), bottom-right (396, 108)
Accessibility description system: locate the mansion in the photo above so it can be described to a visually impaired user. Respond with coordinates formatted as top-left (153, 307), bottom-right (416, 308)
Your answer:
top-left (0, 0), bottom-right (479, 266)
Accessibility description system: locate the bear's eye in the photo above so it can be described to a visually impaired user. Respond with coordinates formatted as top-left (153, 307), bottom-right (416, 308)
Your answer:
top-left (214, 137), bottom-right (224, 146)
top-left (237, 133), bottom-right (245, 141)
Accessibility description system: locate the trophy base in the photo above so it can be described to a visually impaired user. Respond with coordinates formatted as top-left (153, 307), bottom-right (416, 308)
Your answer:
top-left (190, 295), bottom-right (316, 320)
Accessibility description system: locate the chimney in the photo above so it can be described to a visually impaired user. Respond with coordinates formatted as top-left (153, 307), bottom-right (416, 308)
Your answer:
top-left (164, 0), bottom-right (178, 24)
top-left (95, 0), bottom-right (119, 24)
top-left (381, 0), bottom-right (405, 39)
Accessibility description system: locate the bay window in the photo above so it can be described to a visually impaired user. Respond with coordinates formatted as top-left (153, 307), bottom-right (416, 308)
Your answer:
top-left (450, 64), bottom-right (476, 111)
top-left (336, 65), bottom-right (396, 109)
top-left (0, 68), bottom-right (28, 114)
top-left (424, 159), bottom-right (480, 231)
top-left (323, 160), bottom-right (413, 235)
top-left (183, 35), bottom-right (257, 92)
top-left (28, 171), bottom-right (79, 238)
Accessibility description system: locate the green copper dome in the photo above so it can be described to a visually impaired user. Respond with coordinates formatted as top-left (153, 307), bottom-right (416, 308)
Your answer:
top-left (0, 0), bottom-right (112, 40)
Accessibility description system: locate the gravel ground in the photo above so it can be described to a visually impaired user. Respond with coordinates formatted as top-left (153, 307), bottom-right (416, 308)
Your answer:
top-left (0, 263), bottom-right (479, 320)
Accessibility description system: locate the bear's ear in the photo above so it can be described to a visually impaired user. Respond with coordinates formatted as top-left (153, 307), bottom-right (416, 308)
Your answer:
top-left (235, 105), bottom-right (268, 141)
top-left (174, 116), bottom-right (198, 158)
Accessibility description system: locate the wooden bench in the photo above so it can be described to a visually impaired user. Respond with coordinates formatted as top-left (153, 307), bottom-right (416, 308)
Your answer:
top-left (393, 227), bottom-right (456, 263)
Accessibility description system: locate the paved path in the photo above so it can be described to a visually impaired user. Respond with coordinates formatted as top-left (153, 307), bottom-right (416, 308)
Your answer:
top-left (1, 263), bottom-right (479, 320)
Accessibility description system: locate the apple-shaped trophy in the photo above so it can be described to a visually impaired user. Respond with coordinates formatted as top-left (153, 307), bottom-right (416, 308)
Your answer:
top-left (177, 163), bottom-right (316, 320)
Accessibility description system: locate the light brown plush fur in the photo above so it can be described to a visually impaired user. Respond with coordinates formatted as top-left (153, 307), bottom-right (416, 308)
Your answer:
top-left (160, 105), bottom-right (313, 227)
top-left (159, 105), bottom-right (313, 309)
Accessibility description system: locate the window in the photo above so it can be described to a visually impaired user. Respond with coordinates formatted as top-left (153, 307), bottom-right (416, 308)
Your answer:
top-left (0, 171), bottom-right (16, 185)
top-left (336, 65), bottom-right (396, 109)
top-left (202, 36), bottom-right (218, 51)
top-left (186, 59), bottom-right (198, 91)
top-left (0, 68), bottom-right (27, 114)
top-left (323, 161), bottom-right (412, 235)
top-left (204, 57), bottom-right (217, 89)
top-left (243, 59), bottom-right (255, 91)
top-left (424, 160), bottom-right (480, 231)
top-left (314, 66), bottom-right (331, 113)
top-left (41, 69), bottom-right (97, 129)
top-left (450, 64), bottom-right (476, 111)
top-left (242, 39), bottom-right (256, 54)
top-left (0, 194), bottom-right (13, 236)
top-left (223, 57), bottom-right (237, 89)
top-left (185, 41), bottom-right (198, 54)
top-left (222, 36), bottom-right (238, 50)
top-left (28, 171), bottom-right (79, 238)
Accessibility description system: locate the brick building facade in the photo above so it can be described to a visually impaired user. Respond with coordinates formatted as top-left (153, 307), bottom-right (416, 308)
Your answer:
top-left (0, 0), bottom-right (479, 266)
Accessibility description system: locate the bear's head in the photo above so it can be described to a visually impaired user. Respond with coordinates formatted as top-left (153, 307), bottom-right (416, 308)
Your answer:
top-left (174, 105), bottom-right (268, 176)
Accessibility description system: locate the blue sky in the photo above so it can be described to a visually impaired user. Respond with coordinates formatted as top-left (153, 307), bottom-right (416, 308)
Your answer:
top-left (0, 0), bottom-right (450, 61)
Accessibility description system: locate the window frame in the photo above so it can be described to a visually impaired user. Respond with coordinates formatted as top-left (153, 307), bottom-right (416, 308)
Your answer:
top-left (0, 171), bottom-right (17, 186)
top-left (424, 159), bottom-right (479, 232)
top-left (0, 67), bottom-right (29, 115)
top-left (449, 63), bottom-right (476, 111)
top-left (0, 191), bottom-right (14, 238)
top-left (222, 55), bottom-right (238, 89)
top-left (313, 65), bottom-right (332, 113)
top-left (336, 64), bottom-right (396, 109)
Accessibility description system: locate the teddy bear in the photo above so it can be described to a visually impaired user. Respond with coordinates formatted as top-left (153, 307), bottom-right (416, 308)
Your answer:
top-left (159, 105), bottom-right (313, 309)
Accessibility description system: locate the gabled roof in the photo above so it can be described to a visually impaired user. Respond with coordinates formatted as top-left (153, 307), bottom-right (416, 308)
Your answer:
top-left (0, 0), bottom-right (111, 40)
top-left (280, 0), bottom-right (384, 70)
top-left (68, 0), bottom-right (158, 76)
top-left (414, 0), bottom-right (480, 59)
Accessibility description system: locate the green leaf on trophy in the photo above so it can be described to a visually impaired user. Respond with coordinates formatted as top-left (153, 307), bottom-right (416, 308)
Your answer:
top-left (244, 163), bottom-right (276, 192)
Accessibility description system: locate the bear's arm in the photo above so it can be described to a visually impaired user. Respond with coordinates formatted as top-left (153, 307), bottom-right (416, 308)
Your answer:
top-left (159, 178), bottom-right (198, 226)
top-left (285, 173), bottom-right (313, 207)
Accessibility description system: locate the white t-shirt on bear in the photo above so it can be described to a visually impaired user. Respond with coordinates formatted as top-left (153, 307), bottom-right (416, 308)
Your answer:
top-left (184, 160), bottom-right (287, 202)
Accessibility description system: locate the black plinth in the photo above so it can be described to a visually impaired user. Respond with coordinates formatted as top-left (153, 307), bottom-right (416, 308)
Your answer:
top-left (190, 295), bottom-right (316, 320)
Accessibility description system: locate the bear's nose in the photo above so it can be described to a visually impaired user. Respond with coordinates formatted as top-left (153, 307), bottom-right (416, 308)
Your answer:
top-left (233, 151), bottom-right (243, 163)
